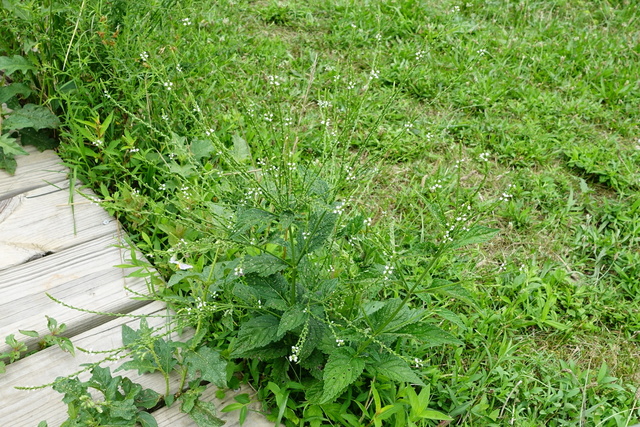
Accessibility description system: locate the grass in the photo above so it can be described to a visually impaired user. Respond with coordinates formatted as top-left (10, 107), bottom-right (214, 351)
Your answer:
top-left (1, 0), bottom-right (640, 425)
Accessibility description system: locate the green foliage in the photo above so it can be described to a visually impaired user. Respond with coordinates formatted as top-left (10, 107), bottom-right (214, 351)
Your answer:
top-left (52, 366), bottom-right (160, 427)
top-left (3, 0), bottom-right (639, 425)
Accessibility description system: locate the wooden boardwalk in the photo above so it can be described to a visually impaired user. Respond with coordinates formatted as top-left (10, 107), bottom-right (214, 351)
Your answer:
top-left (0, 147), bottom-right (272, 426)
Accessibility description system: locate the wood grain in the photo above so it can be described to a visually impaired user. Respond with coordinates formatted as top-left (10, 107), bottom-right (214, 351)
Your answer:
top-left (0, 145), bottom-right (67, 198)
top-left (0, 180), bottom-right (116, 271)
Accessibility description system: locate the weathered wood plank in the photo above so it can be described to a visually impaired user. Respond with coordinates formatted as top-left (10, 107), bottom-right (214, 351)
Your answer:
top-left (0, 146), bottom-right (67, 198)
top-left (0, 302), bottom-right (179, 426)
top-left (0, 302), bottom-right (272, 427)
top-left (0, 234), bottom-right (153, 354)
top-left (152, 383), bottom-right (273, 427)
top-left (0, 180), bottom-right (116, 270)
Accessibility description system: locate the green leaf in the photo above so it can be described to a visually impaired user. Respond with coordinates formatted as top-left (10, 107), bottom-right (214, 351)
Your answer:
top-left (191, 138), bottom-right (215, 161)
top-left (18, 127), bottom-right (58, 151)
top-left (450, 225), bottom-right (499, 249)
top-left (277, 304), bottom-right (308, 336)
top-left (19, 329), bottom-right (39, 338)
top-left (3, 104), bottom-right (60, 131)
top-left (135, 388), bottom-right (161, 410)
top-left (110, 399), bottom-right (137, 420)
top-left (188, 400), bottom-right (225, 427)
top-left (243, 253), bottom-right (288, 277)
top-left (396, 323), bottom-right (463, 347)
top-left (320, 348), bottom-right (365, 404)
top-left (0, 82), bottom-right (32, 103)
top-left (184, 346), bottom-right (227, 387)
top-left (137, 412), bottom-right (158, 427)
top-left (0, 55), bottom-right (36, 76)
top-left (369, 353), bottom-right (425, 386)
top-left (305, 210), bottom-right (337, 254)
top-left (231, 133), bottom-right (251, 163)
top-left (0, 150), bottom-right (18, 174)
top-left (0, 133), bottom-right (28, 156)
top-left (230, 315), bottom-right (283, 357)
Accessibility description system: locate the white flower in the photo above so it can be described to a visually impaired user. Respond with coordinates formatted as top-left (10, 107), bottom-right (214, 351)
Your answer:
top-left (181, 18), bottom-right (192, 26)
top-left (169, 255), bottom-right (193, 270)
top-left (163, 81), bottom-right (174, 91)
top-left (139, 51), bottom-right (149, 62)
top-left (234, 267), bottom-right (244, 277)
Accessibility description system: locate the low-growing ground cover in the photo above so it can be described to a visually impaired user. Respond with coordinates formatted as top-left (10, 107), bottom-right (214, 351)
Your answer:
top-left (1, 0), bottom-right (639, 425)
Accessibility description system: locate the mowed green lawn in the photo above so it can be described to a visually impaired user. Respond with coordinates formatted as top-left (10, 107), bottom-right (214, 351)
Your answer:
top-left (2, 0), bottom-right (639, 425)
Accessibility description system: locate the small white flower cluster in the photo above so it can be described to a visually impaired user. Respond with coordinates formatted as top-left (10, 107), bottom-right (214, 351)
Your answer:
top-left (320, 118), bottom-right (331, 127)
top-left (382, 264), bottom-right (394, 280)
top-left (443, 205), bottom-right (472, 242)
top-left (479, 151), bottom-right (491, 162)
top-left (429, 179), bottom-right (443, 192)
top-left (450, 5), bottom-right (461, 13)
top-left (205, 128), bottom-right (215, 136)
top-left (283, 116), bottom-right (294, 126)
top-left (161, 113), bottom-right (169, 121)
top-left (302, 231), bottom-right (311, 239)
top-left (234, 266), bottom-right (244, 277)
top-left (454, 158), bottom-right (466, 169)
top-left (103, 90), bottom-right (112, 99)
top-left (159, 183), bottom-right (167, 191)
top-left (264, 112), bottom-right (274, 122)
top-left (180, 185), bottom-right (190, 195)
top-left (425, 132), bottom-right (434, 141)
top-left (139, 51), bottom-right (149, 62)
top-left (169, 254), bottom-right (193, 270)
top-left (347, 81), bottom-right (356, 90)
top-left (369, 69), bottom-right (380, 80)
top-left (181, 18), bottom-right (192, 26)
top-left (498, 192), bottom-right (513, 202)
top-left (192, 103), bottom-right (201, 113)
top-left (332, 202), bottom-right (345, 215)
top-left (364, 217), bottom-right (373, 227)
top-left (413, 358), bottom-right (424, 368)
top-left (93, 139), bottom-right (103, 147)
top-left (415, 50), bottom-right (426, 60)
top-left (267, 75), bottom-right (283, 86)
top-left (176, 64), bottom-right (183, 73)
top-left (288, 345), bottom-right (301, 363)
top-left (336, 339), bottom-right (345, 347)
top-left (345, 165), bottom-right (356, 182)
top-left (128, 148), bottom-right (140, 153)
top-left (477, 49), bottom-right (488, 56)
top-left (163, 81), bottom-right (174, 91)
top-left (374, 33), bottom-right (382, 42)
top-left (404, 122), bottom-right (413, 132)
top-left (317, 100), bottom-right (332, 108)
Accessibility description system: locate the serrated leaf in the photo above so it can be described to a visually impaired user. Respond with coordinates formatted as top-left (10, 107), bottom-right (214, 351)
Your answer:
top-left (135, 388), bottom-right (161, 410)
top-left (0, 82), bottom-right (32, 103)
top-left (231, 314), bottom-right (283, 357)
top-left (305, 210), bottom-right (337, 254)
top-left (0, 150), bottom-right (18, 174)
top-left (231, 133), bottom-right (251, 163)
top-left (137, 411), bottom-right (158, 427)
top-left (3, 104), bottom-right (59, 130)
top-left (19, 127), bottom-right (58, 151)
top-left (0, 55), bottom-right (36, 75)
top-left (277, 304), bottom-right (308, 336)
top-left (184, 346), bottom-right (227, 387)
top-left (320, 348), bottom-right (365, 404)
top-left (370, 353), bottom-right (425, 386)
top-left (191, 138), bottom-right (215, 161)
top-left (0, 133), bottom-right (28, 156)
top-left (396, 323), bottom-right (463, 347)
top-left (188, 400), bottom-right (225, 427)
top-left (110, 399), bottom-right (137, 420)
top-left (243, 253), bottom-right (288, 277)
top-left (450, 225), bottom-right (499, 249)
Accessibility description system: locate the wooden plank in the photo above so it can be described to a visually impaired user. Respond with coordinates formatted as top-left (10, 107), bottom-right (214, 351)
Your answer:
top-left (0, 234), bottom-right (152, 354)
top-left (0, 302), bottom-right (271, 427)
top-left (0, 146), bottom-right (67, 198)
top-left (152, 383), bottom-right (273, 427)
top-left (0, 302), bottom-right (180, 426)
top-left (0, 180), bottom-right (116, 270)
